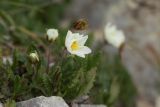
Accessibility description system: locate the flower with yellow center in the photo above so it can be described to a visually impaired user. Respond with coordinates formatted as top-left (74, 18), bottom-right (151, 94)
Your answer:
top-left (65, 30), bottom-right (91, 58)
top-left (104, 23), bottom-right (125, 48)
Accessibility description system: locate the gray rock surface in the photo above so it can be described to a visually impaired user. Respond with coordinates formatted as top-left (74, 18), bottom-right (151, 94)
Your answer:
top-left (72, 104), bottom-right (106, 107)
top-left (79, 105), bottom-right (106, 107)
top-left (0, 102), bottom-right (3, 107)
top-left (16, 96), bottom-right (69, 107)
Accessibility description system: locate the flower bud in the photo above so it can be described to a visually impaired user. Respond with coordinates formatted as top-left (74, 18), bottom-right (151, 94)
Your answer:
top-left (46, 28), bottom-right (58, 42)
top-left (29, 51), bottom-right (39, 63)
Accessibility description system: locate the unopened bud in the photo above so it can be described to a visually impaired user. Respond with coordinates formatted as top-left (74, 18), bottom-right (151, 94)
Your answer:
top-left (29, 51), bottom-right (39, 63)
top-left (46, 28), bottom-right (58, 42)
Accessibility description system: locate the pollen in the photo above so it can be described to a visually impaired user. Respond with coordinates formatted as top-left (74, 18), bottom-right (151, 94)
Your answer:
top-left (71, 41), bottom-right (79, 51)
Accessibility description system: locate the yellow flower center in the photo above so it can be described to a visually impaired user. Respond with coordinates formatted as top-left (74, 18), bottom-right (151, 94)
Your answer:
top-left (71, 41), bottom-right (79, 51)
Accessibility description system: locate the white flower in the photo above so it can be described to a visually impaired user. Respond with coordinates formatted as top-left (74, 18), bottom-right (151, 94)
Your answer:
top-left (46, 28), bottom-right (58, 42)
top-left (65, 30), bottom-right (91, 58)
top-left (29, 51), bottom-right (39, 63)
top-left (104, 23), bottom-right (125, 48)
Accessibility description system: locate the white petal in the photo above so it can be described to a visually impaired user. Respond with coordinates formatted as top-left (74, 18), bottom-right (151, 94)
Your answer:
top-left (80, 46), bottom-right (92, 54)
top-left (75, 53), bottom-right (85, 58)
top-left (77, 35), bottom-right (88, 46)
top-left (73, 46), bottom-right (91, 56)
top-left (73, 33), bottom-right (84, 39)
top-left (65, 31), bottom-right (77, 54)
top-left (65, 30), bottom-right (73, 48)
top-left (66, 46), bottom-right (73, 54)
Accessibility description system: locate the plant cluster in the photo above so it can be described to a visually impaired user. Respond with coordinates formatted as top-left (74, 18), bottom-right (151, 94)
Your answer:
top-left (0, 27), bottom-right (100, 105)
top-left (0, 0), bottom-right (136, 107)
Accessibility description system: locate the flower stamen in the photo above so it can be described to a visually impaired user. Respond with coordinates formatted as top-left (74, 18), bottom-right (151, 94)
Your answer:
top-left (71, 41), bottom-right (79, 51)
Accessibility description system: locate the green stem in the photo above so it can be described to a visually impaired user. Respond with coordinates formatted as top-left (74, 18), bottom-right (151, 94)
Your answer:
top-left (59, 48), bottom-right (67, 66)
top-left (32, 64), bottom-right (37, 80)
top-left (46, 47), bottom-right (50, 74)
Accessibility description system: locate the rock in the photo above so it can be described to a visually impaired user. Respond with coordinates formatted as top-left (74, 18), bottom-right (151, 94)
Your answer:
top-left (136, 97), bottom-right (154, 107)
top-left (79, 105), bottom-right (106, 107)
top-left (72, 103), bottom-right (106, 107)
top-left (156, 96), bottom-right (160, 107)
top-left (16, 96), bottom-right (69, 107)
top-left (0, 102), bottom-right (3, 107)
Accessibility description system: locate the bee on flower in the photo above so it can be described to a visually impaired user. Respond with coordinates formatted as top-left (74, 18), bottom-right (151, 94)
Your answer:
top-left (104, 23), bottom-right (125, 49)
top-left (29, 51), bottom-right (39, 63)
top-left (46, 28), bottom-right (59, 42)
top-left (65, 30), bottom-right (91, 58)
